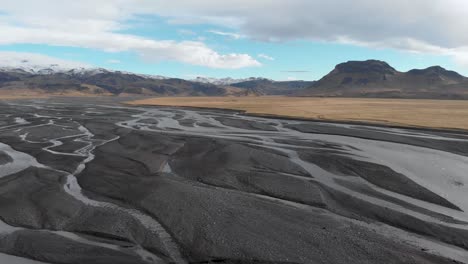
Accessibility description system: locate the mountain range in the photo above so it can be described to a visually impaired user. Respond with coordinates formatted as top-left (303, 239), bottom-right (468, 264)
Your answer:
top-left (298, 60), bottom-right (468, 99)
top-left (1, 59), bottom-right (467, 99)
top-left (0, 67), bottom-right (232, 97)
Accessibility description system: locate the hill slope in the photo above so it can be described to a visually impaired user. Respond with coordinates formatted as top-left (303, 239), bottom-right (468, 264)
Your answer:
top-left (298, 60), bottom-right (468, 99)
top-left (0, 68), bottom-right (238, 96)
top-left (228, 79), bottom-right (315, 95)
top-left (0, 68), bottom-right (314, 97)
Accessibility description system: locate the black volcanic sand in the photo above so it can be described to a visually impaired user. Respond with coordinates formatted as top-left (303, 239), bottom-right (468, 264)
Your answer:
top-left (0, 230), bottom-right (150, 264)
top-left (298, 150), bottom-right (459, 210)
top-left (0, 97), bottom-right (467, 264)
top-left (213, 116), bottom-right (278, 131)
top-left (0, 151), bottom-right (12, 165)
top-left (285, 122), bottom-right (468, 157)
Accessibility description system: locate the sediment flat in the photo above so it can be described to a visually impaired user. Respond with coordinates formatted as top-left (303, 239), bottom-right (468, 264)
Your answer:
top-left (0, 97), bottom-right (467, 264)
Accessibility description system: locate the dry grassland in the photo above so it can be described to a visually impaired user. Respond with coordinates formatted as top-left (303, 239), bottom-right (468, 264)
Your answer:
top-left (128, 96), bottom-right (468, 131)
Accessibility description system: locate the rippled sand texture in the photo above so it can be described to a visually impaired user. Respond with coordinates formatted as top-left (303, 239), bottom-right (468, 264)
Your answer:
top-left (0, 97), bottom-right (467, 264)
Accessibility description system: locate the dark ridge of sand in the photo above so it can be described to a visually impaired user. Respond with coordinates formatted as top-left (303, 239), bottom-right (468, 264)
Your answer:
top-left (0, 151), bottom-right (12, 165)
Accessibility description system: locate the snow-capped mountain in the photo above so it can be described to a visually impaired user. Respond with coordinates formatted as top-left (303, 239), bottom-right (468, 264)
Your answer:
top-left (0, 63), bottom-right (85, 74)
top-left (0, 51), bottom-right (91, 74)
top-left (63, 68), bottom-right (169, 80)
top-left (118, 71), bottom-right (168, 80)
top-left (0, 51), bottom-right (169, 80)
top-left (0, 64), bottom-right (169, 80)
top-left (0, 51), bottom-right (312, 97)
top-left (0, 65), bottom-right (170, 80)
top-left (0, 52), bottom-right (263, 83)
top-left (192, 76), bottom-right (271, 85)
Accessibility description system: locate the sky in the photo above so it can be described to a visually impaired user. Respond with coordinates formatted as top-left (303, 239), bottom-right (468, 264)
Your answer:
top-left (0, 0), bottom-right (468, 81)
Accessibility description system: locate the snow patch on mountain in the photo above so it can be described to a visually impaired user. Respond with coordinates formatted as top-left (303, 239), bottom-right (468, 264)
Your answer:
top-left (0, 51), bottom-right (169, 79)
top-left (0, 51), bottom-right (91, 74)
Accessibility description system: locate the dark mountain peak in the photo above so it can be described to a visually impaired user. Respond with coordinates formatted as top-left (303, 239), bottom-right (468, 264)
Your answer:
top-left (301, 60), bottom-right (468, 99)
top-left (426, 66), bottom-right (446, 71)
top-left (407, 66), bottom-right (464, 79)
top-left (333, 60), bottom-right (397, 75)
top-left (314, 60), bottom-right (398, 89)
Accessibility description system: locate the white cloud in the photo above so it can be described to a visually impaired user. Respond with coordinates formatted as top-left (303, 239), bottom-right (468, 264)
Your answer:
top-left (2, 0), bottom-right (468, 67)
top-left (136, 0), bottom-right (468, 45)
top-left (0, 51), bottom-right (91, 69)
top-left (258, 54), bottom-right (274, 61)
top-left (133, 0), bottom-right (468, 68)
top-left (0, 1), bottom-right (260, 69)
top-left (0, 24), bottom-right (260, 69)
top-left (107, 59), bottom-right (121, 64)
top-left (207, 30), bottom-right (244, 40)
top-left (452, 48), bottom-right (468, 68)
top-left (335, 36), bottom-right (468, 67)
top-left (281, 70), bottom-right (310, 73)
top-left (178, 29), bottom-right (196, 36)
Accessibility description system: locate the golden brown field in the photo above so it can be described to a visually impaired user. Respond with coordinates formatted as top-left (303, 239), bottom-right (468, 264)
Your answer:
top-left (128, 96), bottom-right (468, 131)
top-left (0, 89), bottom-right (48, 99)
top-left (0, 88), bottom-right (114, 100)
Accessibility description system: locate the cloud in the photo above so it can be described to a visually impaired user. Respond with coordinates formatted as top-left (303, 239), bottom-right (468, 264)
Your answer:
top-left (2, 1), bottom-right (468, 67)
top-left (335, 36), bottom-right (468, 67)
top-left (137, 0), bottom-right (468, 45)
top-left (107, 59), bottom-right (121, 64)
top-left (258, 54), bottom-right (274, 61)
top-left (207, 30), bottom-right (244, 40)
top-left (131, 0), bottom-right (468, 67)
top-left (452, 48), bottom-right (468, 68)
top-left (0, 51), bottom-right (91, 69)
top-left (0, 1), bottom-right (260, 69)
top-left (178, 29), bottom-right (196, 36)
top-left (0, 24), bottom-right (260, 69)
top-left (281, 70), bottom-right (310, 73)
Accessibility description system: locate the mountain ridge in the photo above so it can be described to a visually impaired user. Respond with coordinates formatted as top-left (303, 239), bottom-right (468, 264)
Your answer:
top-left (1, 59), bottom-right (467, 99)
top-left (298, 60), bottom-right (468, 99)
